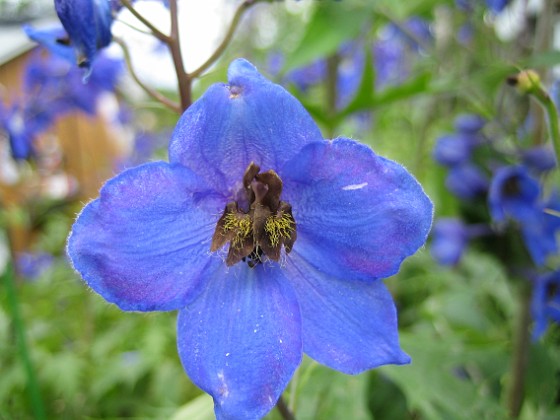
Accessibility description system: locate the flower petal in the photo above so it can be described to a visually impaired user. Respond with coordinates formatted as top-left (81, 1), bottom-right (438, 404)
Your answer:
top-left (55, 0), bottom-right (113, 70)
top-left (169, 58), bottom-right (323, 195)
top-left (177, 263), bottom-right (302, 420)
top-left (67, 161), bottom-right (225, 312)
top-left (282, 138), bottom-right (433, 281)
top-left (285, 252), bottom-right (410, 373)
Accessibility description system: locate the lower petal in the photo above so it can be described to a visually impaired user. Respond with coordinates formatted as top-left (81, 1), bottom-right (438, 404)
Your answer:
top-left (286, 252), bottom-right (410, 374)
top-left (177, 263), bottom-right (302, 420)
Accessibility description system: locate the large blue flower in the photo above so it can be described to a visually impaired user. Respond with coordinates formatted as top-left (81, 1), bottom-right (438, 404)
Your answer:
top-left (54, 0), bottom-right (113, 71)
top-left (67, 59), bottom-right (433, 419)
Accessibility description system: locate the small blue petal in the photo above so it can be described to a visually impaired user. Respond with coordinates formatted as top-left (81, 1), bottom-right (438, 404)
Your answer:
top-left (55, 0), bottom-right (113, 70)
top-left (282, 138), bottom-right (433, 281)
top-left (430, 219), bottom-right (470, 266)
top-left (24, 25), bottom-right (76, 64)
top-left (169, 58), bottom-right (323, 195)
top-left (454, 114), bottom-right (486, 134)
top-left (433, 133), bottom-right (479, 167)
top-left (521, 146), bottom-right (557, 173)
top-left (177, 263), bottom-right (302, 420)
top-left (446, 163), bottom-right (489, 199)
top-left (488, 166), bottom-right (540, 223)
top-left (285, 252), bottom-right (410, 374)
top-left (531, 271), bottom-right (560, 339)
top-left (67, 161), bottom-right (226, 311)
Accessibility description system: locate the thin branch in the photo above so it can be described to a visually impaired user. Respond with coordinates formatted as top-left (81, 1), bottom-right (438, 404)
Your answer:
top-left (119, 0), bottom-right (170, 42)
top-left (189, 0), bottom-right (266, 79)
top-left (168, 0), bottom-right (191, 110)
top-left (113, 37), bottom-right (181, 114)
top-left (115, 17), bottom-right (154, 36)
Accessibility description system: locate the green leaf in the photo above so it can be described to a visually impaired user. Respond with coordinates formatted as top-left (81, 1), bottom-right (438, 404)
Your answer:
top-left (290, 358), bottom-right (372, 420)
top-left (283, 2), bottom-right (370, 71)
top-left (171, 393), bottom-right (215, 420)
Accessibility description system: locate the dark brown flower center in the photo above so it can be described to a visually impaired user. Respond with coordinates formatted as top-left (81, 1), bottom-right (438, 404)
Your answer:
top-left (210, 162), bottom-right (297, 267)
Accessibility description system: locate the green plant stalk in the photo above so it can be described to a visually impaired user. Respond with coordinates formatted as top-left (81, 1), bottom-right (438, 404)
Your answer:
top-left (3, 262), bottom-right (46, 419)
top-left (511, 70), bottom-right (560, 165)
top-left (533, 89), bottom-right (560, 165)
top-left (506, 281), bottom-right (531, 419)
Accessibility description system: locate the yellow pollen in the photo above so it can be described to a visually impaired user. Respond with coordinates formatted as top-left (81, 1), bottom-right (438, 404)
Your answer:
top-left (264, 213), bottom-right (295, 247)
top-left (223, 212), bottom-right (252, 247)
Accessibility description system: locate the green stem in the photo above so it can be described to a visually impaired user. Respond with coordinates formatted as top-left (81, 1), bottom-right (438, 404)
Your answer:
top-left (535, 92), bottom-right (560, 165)
top-left (506, 281), bottom-right (531, 418)
top-left (508, 70), bottom-right (560, 165)
top-left (3, 262), bottom-right (46, 419)
top-left (325, 53), bottom-right (339, 138)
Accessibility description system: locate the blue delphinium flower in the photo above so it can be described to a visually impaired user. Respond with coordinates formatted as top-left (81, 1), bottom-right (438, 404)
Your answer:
top-left (17, 252), bottom-right (54, 280)
top-left (488, 166), bottom-right (559, 266)
top-left (67, 59), bottom-right (433, 419)
top-left (54, 0), bottom-right (114, 71)
top-left (531, 271), bottom-right (560, 339)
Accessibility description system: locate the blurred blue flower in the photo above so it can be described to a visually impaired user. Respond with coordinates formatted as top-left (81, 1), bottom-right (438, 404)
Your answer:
top-left (489, 166), bottom-right (540, 223)
top-left (17, 252), bottom-right (54, 280)
top-left (54, 0), bottom-right (113, 71)
top-left (485, 0), bottom-right (510, 13)
top-left (24, 25), bottom-right (76, 64)
top-left (521, 146), bottom-right (557, 174)
top-left (431, 219), bottom-right (470, 266)
top-left (531, 271), bottom-right (560, 339)
top-left (455, 0), bottom-right (510, 13)
top-left (374, 17), bottom-right (432, 89)
top-left (489, 166), bottom-right (559, 265)
top-left (431, 219), bottom-right (490, 266)
top-left (433, 134), bottom-right (479, 167)
top-left (67, 59), bottom-right (433, 419)
top-left (446, 163), bottom-right (489, 199)
top-left (1, 49), bottom-right (123, 161)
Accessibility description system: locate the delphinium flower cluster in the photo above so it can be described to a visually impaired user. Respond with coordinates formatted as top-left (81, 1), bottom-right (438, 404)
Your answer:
top-left (431, 111), bottom-right (560, 337)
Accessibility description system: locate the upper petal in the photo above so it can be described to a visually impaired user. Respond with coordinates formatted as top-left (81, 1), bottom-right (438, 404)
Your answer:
top-left (67, 161), bottom-right (226, 312)
top-left (282, 138), bottom-right (433, 281)
top-left (177, 263), bottom-right (302, 420)
top-left (285, 252), bottom-right (410, 374)
top-left (169, 58), bottom-right (323, 195)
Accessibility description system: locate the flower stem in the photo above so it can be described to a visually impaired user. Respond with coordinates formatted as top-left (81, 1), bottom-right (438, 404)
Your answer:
top-left (507, 70), bottom-right (560, 165)
top-left (189, 0), bottom-right (266, 79)
top-left (168, 0), bottom-right (192, 111)
top-left (506, 281), bottom-right (531, 418)
top-left (113, 37), bottom-right (182, 114)
top-left (3, 262), bottom-right (46, 419)
top-left (276, 395), bottom-right (296, 420)
top-left (119, 0), bottom-right (170, 42)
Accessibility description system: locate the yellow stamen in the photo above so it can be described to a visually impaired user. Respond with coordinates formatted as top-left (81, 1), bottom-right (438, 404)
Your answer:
top-left (223, 212), bottom-right (252, 248)
top-left (265, 213), bottom-right (295, 247)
